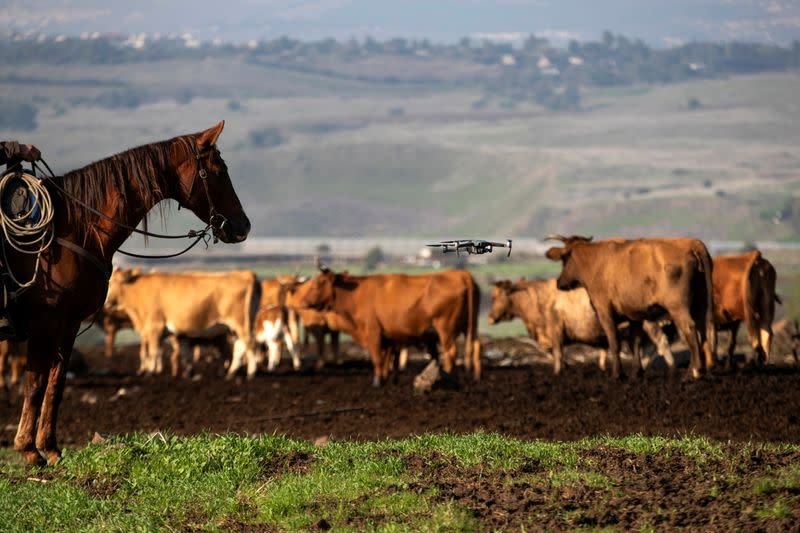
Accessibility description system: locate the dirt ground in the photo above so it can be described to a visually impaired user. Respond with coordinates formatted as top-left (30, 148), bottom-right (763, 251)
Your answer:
top-left (2, 335), bottom-right (799, 449)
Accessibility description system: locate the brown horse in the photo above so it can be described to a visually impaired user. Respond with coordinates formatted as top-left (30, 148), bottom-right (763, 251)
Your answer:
top-left (10, 120), bottom-right (250, 466)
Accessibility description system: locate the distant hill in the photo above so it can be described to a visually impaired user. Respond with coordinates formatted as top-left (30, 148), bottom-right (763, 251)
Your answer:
top-left (3, 0), bottom-right (800, 45)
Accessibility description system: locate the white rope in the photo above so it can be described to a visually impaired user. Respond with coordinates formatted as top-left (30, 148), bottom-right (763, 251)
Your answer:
top-left (0, 171), bottom-right (54, 288)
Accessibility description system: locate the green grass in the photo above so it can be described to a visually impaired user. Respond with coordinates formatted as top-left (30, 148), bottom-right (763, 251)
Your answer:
top-left (2, 433), bottom-right (798, 531)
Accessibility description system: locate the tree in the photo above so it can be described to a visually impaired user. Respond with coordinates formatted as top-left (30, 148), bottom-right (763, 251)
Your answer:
top-left (363, 246), bottom-right (384, 271)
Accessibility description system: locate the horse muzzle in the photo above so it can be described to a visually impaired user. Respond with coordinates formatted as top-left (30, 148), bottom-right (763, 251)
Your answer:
top-left (217, 216), bottom-right (251, 244)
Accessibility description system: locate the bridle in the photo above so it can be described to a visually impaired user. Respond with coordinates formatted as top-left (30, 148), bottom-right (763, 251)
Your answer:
top-left (185, 142), bottom-right (227, 244)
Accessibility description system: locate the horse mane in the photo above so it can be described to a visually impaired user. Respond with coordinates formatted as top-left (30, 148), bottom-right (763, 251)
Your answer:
top-left (56, 134), bottom-right (196, 249)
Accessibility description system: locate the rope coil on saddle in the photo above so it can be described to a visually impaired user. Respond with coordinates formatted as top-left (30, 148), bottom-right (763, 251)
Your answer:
top-left (0, 170), bottom-right (54, 289)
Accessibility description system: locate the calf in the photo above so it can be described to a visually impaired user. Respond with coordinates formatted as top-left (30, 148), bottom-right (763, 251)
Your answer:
top-left (488, 279), bottom-right (673, 374)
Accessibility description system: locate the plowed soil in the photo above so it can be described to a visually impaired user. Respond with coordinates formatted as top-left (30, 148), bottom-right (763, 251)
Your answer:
top-left (2, 337), bottom-right (799, 448)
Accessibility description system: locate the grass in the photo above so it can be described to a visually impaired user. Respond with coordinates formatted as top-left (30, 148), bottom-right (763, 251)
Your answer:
top-left (2, 433), bottom-right (799, 531)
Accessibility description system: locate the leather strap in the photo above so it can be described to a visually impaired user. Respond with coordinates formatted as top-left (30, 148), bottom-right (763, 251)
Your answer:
top-left (56, 237), bottom-right (111, 282)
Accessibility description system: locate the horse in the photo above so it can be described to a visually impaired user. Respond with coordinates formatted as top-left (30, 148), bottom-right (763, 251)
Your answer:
top-left (9, 120), bottom-right (250, 466)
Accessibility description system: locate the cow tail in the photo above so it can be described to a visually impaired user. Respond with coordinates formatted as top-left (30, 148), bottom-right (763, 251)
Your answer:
top-left (698, 247), bottom-right (717, 360)
top-left (465, 275), bottom-right (481, 378)
top-left (744, 251), bottom-right (777, 361)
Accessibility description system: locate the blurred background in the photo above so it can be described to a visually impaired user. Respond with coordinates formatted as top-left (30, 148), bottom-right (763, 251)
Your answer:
top-left (1, 0), bottom-right (800, 336)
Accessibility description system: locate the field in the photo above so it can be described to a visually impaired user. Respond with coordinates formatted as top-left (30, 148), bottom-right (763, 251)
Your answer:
top-left (2, 57), bottom-right (799, 241)
top-left (2, 339), bottom-right (800, 531)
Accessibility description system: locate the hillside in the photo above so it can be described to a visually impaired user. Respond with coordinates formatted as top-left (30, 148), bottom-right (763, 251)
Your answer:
top-left (0, 53), bottom-right (798, 241)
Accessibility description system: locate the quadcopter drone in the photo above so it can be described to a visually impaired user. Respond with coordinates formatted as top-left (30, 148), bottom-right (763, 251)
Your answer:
top-left (427, 239), bottom-right (512, 257)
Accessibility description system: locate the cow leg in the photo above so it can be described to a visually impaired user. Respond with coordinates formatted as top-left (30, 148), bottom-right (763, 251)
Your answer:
top-left (287, 309), bottom-right (300, 347)
top-left (644, 321), bottom-right (674, 369)
top-left (672, 310), bottom-right (703, 378)
top-left (179, 338), bottom-right (194, 378)
top-left (192, 345), bottom-right (202, 364)
top-left (284, 329), bottom-right (301, 371)
top-left (552, 342), bottom-right (564, 375)
top-left (168, 335), bottom-right (181, 378)
top-left (330, 331), bottom-right (340, 364)
top-left (226, 338), bottom-right (244, 379)
top-left (142, 329), bottom-right (162, 375)
top-left (471, 338), bottom-right (482, 381)
top-left (594, 305), bottom-right (623, 379)
top-left (759, 326), bottom-right (773, 365)
top-left (313, 327), bottom-right (326, 369)
top-left (35, 325), bottom-right (79, 465)
top-left (245, 340), bottom-right (259, 380)
top-left (266, 336), bottom-right (281, 372)
top-left (598, 349), bottom-right (607, 371)
top-left (627, 321), bottom-right (645, 376)
top-left (398, 347), bottom-right (409, 372)
top-left (364, 333), bottom-right (384, 387)
top-left (104, 323), bottom-right (117, 358)
top-left (725, 322), bottom-right (740, 369)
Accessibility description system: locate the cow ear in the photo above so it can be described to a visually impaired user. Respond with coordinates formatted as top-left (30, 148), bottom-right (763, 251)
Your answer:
top-left (196, 120), bottom-right (225, 150)
top-left (545, 246), bottom-right (567, 261)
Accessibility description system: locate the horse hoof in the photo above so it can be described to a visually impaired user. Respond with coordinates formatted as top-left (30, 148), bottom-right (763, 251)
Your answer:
top-left (44, 449), bottom-right (61, 466)
top-left (372, 377), bottom-right (382, 388)
top-left (21, 450), bottom-right (46, 467)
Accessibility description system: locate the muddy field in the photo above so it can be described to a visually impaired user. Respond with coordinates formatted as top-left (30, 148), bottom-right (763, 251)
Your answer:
top-left (2, 336), bottom-right (800, 449)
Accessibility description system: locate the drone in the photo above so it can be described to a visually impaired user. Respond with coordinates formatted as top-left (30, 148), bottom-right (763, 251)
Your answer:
top-left (427, 239), bottom-right (512, 257)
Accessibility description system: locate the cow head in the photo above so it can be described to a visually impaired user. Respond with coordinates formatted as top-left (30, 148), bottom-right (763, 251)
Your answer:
top-left (488, 280), bottom-right (517, 325)
top-left (544, 235), bottom-right (593, 291)
top-left (289, 270), bottom-right (337, 311)
top-left (105, 267), bottom-right (141, 312)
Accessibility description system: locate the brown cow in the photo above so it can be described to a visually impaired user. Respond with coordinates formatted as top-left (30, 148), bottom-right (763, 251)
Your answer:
top-left (713, 251), bottom-right (780, 366)
top-left (488, 278), bottom-right (674, 374)
top-left (545, 235), bottom-right (716, 379)
top-left (288, 268), bottom-right (480, 386)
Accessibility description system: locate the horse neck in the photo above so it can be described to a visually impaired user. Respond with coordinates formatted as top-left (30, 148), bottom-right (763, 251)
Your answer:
top-left (57, 143), bottom-right (182, 262)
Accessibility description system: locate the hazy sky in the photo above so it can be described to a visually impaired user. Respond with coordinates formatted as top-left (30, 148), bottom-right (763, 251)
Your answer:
top-left (3, 0), bottom-right (800, 45)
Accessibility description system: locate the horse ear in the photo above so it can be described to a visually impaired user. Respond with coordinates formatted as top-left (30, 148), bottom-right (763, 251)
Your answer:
top-left (197, 120), bottom-right (225, 149)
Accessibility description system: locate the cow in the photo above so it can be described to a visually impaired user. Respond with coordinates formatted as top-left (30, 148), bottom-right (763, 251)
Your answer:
top-left (297, 308), bottom-right (345, 368)
top-left (545, 235), bottom-right (716, 379)
top-left (488, 278), bottom-right (674, 374)
top-left (712, 251), bottom-right (780, 366)
top-left (288, 267), bottom-right (480, 386)
top-left (254, 276), bottom-right (306, 372)
top-left (98, 305), bottom-right (134, 359)
top-left (105, 269), bottom-right (261, 379)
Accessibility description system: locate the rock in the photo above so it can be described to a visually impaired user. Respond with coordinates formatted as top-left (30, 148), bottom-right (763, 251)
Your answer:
top-left (413, 360), bottom-right (441, 393)
top-left (91, 432), bottom-right (108, 444)
top-left (314, 435), bottom-right (329, 447)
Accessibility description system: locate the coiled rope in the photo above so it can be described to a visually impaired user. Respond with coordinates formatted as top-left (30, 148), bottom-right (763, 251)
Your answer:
top-left (0, 171), bottom-right (54, 289)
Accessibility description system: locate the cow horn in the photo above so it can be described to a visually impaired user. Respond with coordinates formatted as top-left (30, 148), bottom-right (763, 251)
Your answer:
top-left (544, 234), bottom-right (568, 242)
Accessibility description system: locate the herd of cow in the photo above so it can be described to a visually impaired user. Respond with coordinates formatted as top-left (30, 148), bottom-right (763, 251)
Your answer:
top-left (0, 235), bottom-right (784, 391)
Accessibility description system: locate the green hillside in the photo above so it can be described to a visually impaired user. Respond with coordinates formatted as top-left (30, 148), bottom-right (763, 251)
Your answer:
top-left (1, 54), bottom-right (798, 240)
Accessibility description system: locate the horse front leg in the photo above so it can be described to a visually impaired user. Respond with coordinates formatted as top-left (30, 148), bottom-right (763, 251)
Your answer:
top-left (35, 324), bottom-right (79, 465)
top-left (14, 329), bottom-right (64, 466)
